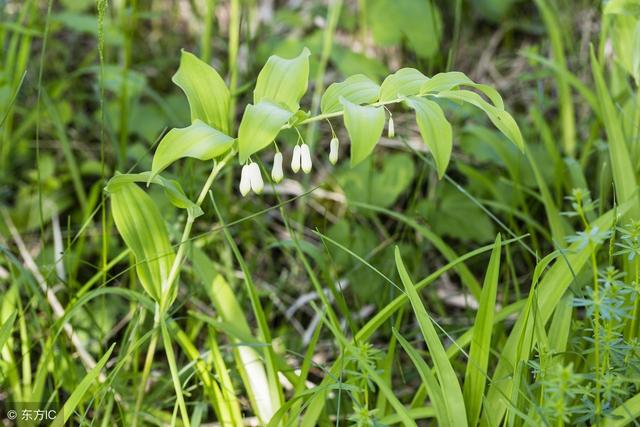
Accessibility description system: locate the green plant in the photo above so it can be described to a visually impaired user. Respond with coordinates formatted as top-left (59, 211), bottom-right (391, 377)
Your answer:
top-left (2, 0), bottom-right (640, 426)
top-left (104, 43), bottom-right (523, 425)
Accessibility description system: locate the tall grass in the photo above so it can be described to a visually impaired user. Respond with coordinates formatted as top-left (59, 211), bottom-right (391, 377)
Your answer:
top-left (1, 0), bottom-right (639, 426)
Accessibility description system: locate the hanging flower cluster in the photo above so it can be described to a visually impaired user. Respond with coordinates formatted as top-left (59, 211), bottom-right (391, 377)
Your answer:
top-left (239, 138), bottom-right (343, 196)
top-left (239, 162), bottom-right (264, 196)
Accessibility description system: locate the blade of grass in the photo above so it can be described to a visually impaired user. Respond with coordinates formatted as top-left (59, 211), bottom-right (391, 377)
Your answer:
top-left (160, 319), bottom-right (191, 427)
top-left (300, 237), bottom-right (525, 425)
top-left (604, 392), bottom-right (640, 427)
top-left (351, 201), bottom-right (482, 299)
top-left (590, 45), bottom-right (640, 218)
top-left (393, 329), bottom-right (449, 426)
top-left (482, 203), bottom-right (632, 425)
top-left (534, 0), bottom-right (576, 156)
top-left (0, 311), bottom-right (16, 353)
top-left (211, 194), bottom-right (283, 422)
top-left (318, 307), bottom-right (419, 427)
top-left (394, 247), bottom-right (467, 426)
top-left (50, 343), bottom-right (115, 427)
top-left (463, 234), bottom-right (502, 427)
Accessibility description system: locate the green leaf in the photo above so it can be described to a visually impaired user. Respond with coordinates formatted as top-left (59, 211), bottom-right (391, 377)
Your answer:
top-left (590, 46), bottom-right (639, 216)
top-left (110, 182), bottom-right (176, 303)
top-left (106, 172), bottom-right (203, 219)
top-left (379, 68), bottom-right (429, 102)
top-left (418, 182), bottom-right (495, 244)
top-left (172, 50), bottom-right (230, 134)
top-left (320, 313), bottom-right (419, 427)
top-left (405, 97), bottom-right (452, 178)
top-left (254, 47), bottom-right (311, 112)
top-left (463, 234), bottom-right (501, 427)
top-left (161, 320), bottom-right (192, 427)
top-left (320, 74), bottom-right (380, 114)
top-left (0, 312), bottom-right (16, 353)
top-left (605, 392), bottom-right (640, 426)
top-left (482, 203), bottom-right (632, 424)
top-left (604, 0), bottom-right (640, 17)
top-left (50, 343), bottom-right (115, 427)
top-left (151, 120), bottom-right (234, 179)
top-left (237, 101), bottom-right (293, 163)
top-left (337, 152), bottom-right (415, 208)
top-left (368, 0), bottom-right (441, 59)
top-left (340, 97), bottom-right (385, 166)
top-left (394, 329), bottom-right (449, 426)
top-left (421, 72), bottom-right (474, 93)
top-left (437, 90), bottom-right (524, 151)
top-left (395, 247), bottom-right (467, 427)
top-left (421, 72), bottom-right (505, 109)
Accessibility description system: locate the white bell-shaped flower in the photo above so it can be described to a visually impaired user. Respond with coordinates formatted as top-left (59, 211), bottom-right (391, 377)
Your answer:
top-left (271, 152), bottom-right (284, 183)
top-left (249, 162), bottom-right (264, 194)
top-left (239, 164), bottom-right (251, 196)
top-left (300, 144), bottom-right (312, 174)
top-left (388, 116), bottom-right (395, 138)
top-left (329, 137), bottom-right (339, 165)
top-left (291, 145), bottom-right (301, 173)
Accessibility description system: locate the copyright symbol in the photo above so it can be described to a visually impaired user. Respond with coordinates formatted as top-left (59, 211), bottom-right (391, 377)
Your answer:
top-left (6, 410), bottom-right (17, 420)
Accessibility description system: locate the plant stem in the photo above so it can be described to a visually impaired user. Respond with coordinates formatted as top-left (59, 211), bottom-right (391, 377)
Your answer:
top-left (590, 248), bottom-right (602, 418)
top-left (283, 96), bottom-right (406, 130)
top-left (131, 307), bottom-right (159, 427)
top-left (629, 257), bottom-right (640, 338)
top-left (132, 150), bottom-right (234, 425)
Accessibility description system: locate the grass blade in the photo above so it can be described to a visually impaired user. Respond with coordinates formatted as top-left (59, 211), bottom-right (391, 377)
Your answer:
top-left (0, 311), bottom-right (17, 353)
top-left (482, 203), bottom-right (632, 425)
top-left (160, 320), bottom-right (191, 427)
top-left (394, 247), bottom-right (467, 426)
top-left (50, 343), bottom-right (115, 427)
top-left (590, 45), bottom-right (639, 217)
top-left (463, 234), bottom-right (502, 427)
top-left (393, 329), bottom-right (449, 426)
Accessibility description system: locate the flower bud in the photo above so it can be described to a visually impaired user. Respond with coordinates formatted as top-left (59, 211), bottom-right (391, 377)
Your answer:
top-left (291, 145), bottom-right (301, 173)
top-left (300, 144), bottom-right (312, 174)
top-left (249, 162), bottom-right (264, 194)
top-left (271, 152), bottom-right (284, 183)
top-left (388, 116), bottom-right (395, 138)
top-left (329, 137), bottom-right (339, 165)
top-left (239, 164), bottom-right (251, 196)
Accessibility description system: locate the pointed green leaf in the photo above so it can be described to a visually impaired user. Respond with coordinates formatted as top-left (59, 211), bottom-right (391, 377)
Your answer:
top-left (172, 50), bottom-right (230, 134)
top-left (237, 101), bottom-right (293, 163)
top-left (405, 97), bottom-right (452, 179)
top-left (340, 97), bottom-right (385, 166)
top-left (320, 74), bottom-right (380, 114)
top-left (254, 47), bottom-right (311, 112)
top-left (421, 72), bottom-right (504, 109)
top-left (421, 72), bottom-right (474, 93)
top-left (106, 172), bottom-right (203, 218)
top-left (590, 46), bottom-right (639, 216)
top-left (394, 329), bottom-right (449, 426)
top-left (463, 234), bottom-right (501, 427)
top-left (0, 312), bottom-right (16, 353)
top-left (604, 0), bottom-right (640, 16)
top-left (437, 90), bottom-right (524, 151)
top-left (110, 182), bottom-right (175, 303)
top-left (605, 392), bottom-right (640, 427)
top-left (379, 68), bottom-right (429, 102)
top-left (151, 120), bottom-right (234, 179)
top-left (50, 343), bottom-right (115, 427)
top-left (482, 203), bottom-right (632, 425)
top-left (395, 247), bottom-right (467, 427)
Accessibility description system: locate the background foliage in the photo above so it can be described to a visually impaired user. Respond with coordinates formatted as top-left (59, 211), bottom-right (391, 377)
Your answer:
top-left (1, 0), bottom-right (640, 426)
